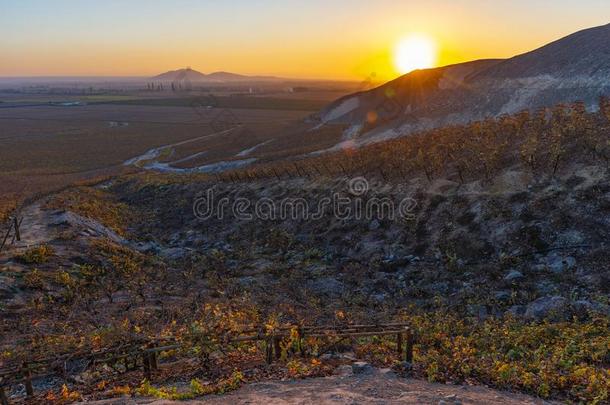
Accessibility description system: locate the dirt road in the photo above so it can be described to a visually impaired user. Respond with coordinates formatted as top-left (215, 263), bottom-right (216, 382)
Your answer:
top-left (89, 369), bottom-right (557, 405)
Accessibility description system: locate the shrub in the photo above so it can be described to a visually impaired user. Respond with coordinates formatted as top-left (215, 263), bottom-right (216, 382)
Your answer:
top-left (227, 101), bottom-right (610, 184)
top-left (17, 245), bottom-right (55, 264)
top-left (135, 371), bottom-right (244, 400)
top-left (265, 228), bottom-right (294, 252)
top-left (403, 312), bottom-right (610, 403)
top-left (23, 269), bottom-right (44, 290)
top-left (44, 187), bottom-right (132, 236)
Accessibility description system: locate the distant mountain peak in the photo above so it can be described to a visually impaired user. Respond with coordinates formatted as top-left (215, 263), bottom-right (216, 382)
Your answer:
top-left (151, 68), bottom-right (279, 82)
top-left (152, 68), bottom-right (207, 82)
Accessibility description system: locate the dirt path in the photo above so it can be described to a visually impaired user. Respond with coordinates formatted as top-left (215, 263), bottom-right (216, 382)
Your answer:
top-left (122, 126), bottom-right (262, 174)
top-left (90, 371), bottom-right (557, 405)
top-left (123, 127), bottom-right (237, 168)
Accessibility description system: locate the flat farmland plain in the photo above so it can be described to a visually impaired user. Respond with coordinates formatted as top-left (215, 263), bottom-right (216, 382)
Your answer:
top-left (0, 101), bottom-right (329, 218)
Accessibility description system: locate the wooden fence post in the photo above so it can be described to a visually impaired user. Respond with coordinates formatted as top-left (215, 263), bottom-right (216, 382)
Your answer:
top-left (0, 226), bottom-right (11, 253)
top-left (13, 217), bottom-right (20, 242)
top-left (143, 352), bottom-right (152, 380)
top-left (61, 360), bottom-right (68, 381)
top-left (297, 328), bottom-right (306, 357)
top-left (150, 351), bottom-right (158, 371)
top-left (22, 363), bottom-right (33, 398)
top-left (396, 332), bottom-right (403, 355)
top-left (273, 336), bottom-right (281, 360)
top-left (0, 386), bottom-right (10, 405)
top-left (265, 337), bottom-right (273, 365)
top-left (405, 328), bottom-right (414, 363)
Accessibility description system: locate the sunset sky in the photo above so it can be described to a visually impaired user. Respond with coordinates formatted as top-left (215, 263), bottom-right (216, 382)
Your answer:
top-left (2, 0), bottom-right (609, 80)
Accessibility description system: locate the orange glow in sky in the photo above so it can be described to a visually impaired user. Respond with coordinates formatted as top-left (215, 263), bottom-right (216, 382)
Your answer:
top-left (1, 1), bottom-right (609, 80)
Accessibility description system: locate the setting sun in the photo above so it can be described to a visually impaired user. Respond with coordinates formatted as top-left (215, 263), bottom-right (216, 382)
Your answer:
top-left (394, 34), bottom-right (438, 74)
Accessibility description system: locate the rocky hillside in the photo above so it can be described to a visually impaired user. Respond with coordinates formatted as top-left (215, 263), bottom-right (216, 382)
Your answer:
top-left (318, 23), bottom-right (610, 146)
top-left (114, 167), bottom-right (609, 322)
top-left (0, 161), bottom-right (607, 402)
top-left (0, 103), bottom-right (608, 404)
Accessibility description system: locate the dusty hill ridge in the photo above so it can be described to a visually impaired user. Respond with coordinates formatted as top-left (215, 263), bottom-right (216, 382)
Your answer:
top-left (318, 23), bottom-right (610, 146)
top-left (471, 22), bottom-right (610, 79)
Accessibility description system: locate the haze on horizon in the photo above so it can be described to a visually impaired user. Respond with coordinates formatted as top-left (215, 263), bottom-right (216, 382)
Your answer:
top-left (2, 0), bottom-right (609, 81)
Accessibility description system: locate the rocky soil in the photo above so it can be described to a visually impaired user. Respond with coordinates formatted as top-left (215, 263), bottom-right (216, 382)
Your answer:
top-left (2, 164), bottom-right (608, 327)
top-left (109, 164), bottom-right (609, 323)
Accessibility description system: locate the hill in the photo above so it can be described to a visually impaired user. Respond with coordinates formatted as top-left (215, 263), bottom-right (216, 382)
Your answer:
top-left (472, 23), bottom-right (610, 79)
top-left (0, 101), bottom-right (608, 403)
top-left (152, 68), bottom-right (280, 82)
top-left (205, 71), bottom-right (247, 81)
top-left (152, 67), bottom-right (208, 82)
top-left (318, 23), bottom-right (610, 146)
